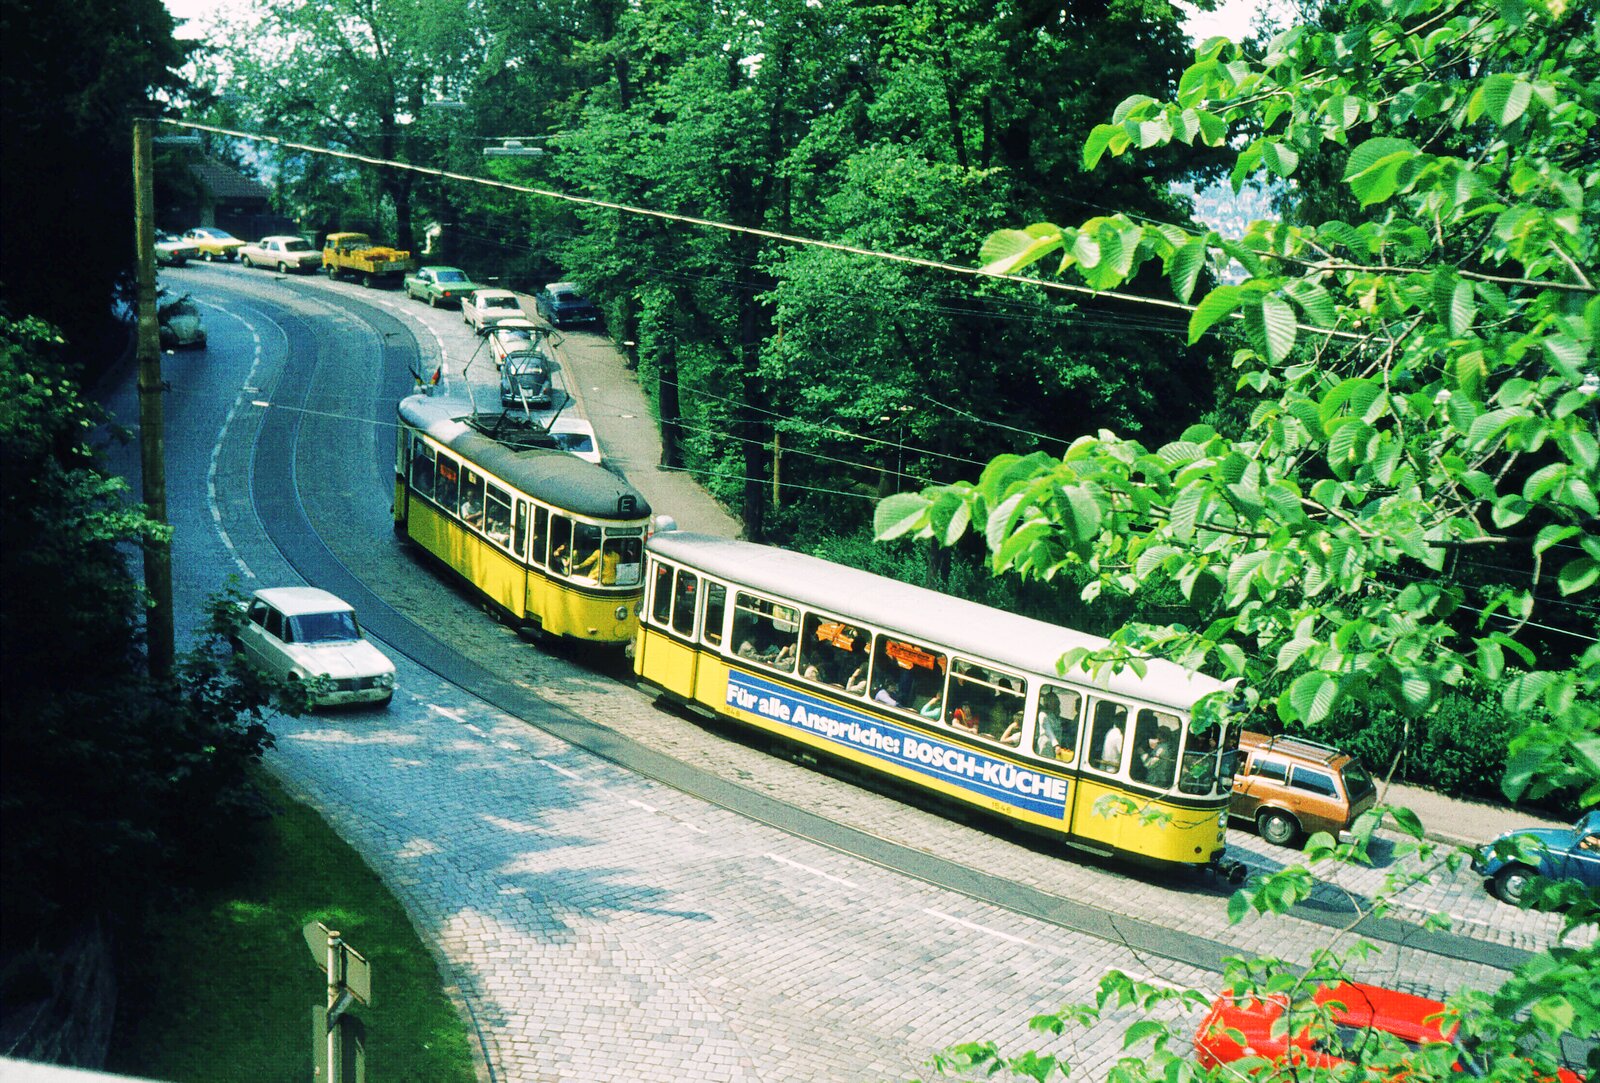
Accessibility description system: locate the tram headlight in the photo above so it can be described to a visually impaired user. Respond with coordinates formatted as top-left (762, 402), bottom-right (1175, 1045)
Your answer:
top-left (615, 604), bottom-right (629, 621)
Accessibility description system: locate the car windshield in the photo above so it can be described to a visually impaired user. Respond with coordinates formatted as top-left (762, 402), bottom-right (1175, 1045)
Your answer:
top-left (281, 239), bottom-right (313, 252)
top-left (290, 610), bottom-right (361, 644)
top-left (553, 432), bottom-right (594, 453)
top-left (162, 300), bottom-right (199, 319)
top-left (436, 269), bottom-right (469, 282)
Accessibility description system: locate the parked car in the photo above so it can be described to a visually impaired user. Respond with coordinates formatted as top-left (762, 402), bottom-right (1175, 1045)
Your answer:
top-left (1473, 810), bottom-right (1600, 904)
top-left (489, 319), bottom-right (541, 368)
top-left (240, 235), bottom-right (321, 273)
top-left (155, 231), bottom-right (200, 266)
top-left (1196, 981), bottom-right (1450, 1071)
top-left (235, 587), bottom-right (395, 708)
top-left (1228, 731), bottom-right (1377, 846)
top-left (1196, 980), bottom-right (1583, 1082)
top-left (464, 288), bottom-right (525, 334)
top-left (548, 417), bottom-right (601, 464)
top-left (157, 293), bottom-right (206, 349)
top-left (500, 350), bottom-right (553, 408)
top-left (182, 227), bottom-right (246, 261)
top-left (404, 265), bottom-right (479, 307)
top-left (534, 282), bottom-right (601, 328)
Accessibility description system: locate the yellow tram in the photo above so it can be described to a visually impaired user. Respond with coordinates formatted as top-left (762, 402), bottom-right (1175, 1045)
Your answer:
top-left (635, 532), bottom-right (1244, 872)
top-left (393, 394), bottom-right (652, 643)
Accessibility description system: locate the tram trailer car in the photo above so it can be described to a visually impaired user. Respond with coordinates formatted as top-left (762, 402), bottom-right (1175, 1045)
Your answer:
top-left (393, 394), bottom-right (651, 644)
top-left (635, 532), bottom-right (1246, 875)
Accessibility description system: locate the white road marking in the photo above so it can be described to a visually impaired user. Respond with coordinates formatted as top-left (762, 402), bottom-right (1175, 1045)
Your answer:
top-left (1102, 966), bottom-right (1188, 992)
top-left (767, 853), bottom-right (860, 889)
top-left (431, 705), bottom-right (467, 723)
top-left (925, 908), bottom-right (1036, 947)
top-left (538, 759), bottom-right (584, 781)
top-left (628, 798), bottom-right (659, 813)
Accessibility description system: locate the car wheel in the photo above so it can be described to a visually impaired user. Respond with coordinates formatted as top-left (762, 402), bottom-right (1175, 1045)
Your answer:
top-left (278, 261), bottom-right (290, 273)
top-left (242, 255), bottom-right (253, 268)
top-left (362, 273), bottom-right (375, 287)
top-left (1257, 809), bottom-right (1301, 847)
top-left (1493, 864), bottom-right (1535, 904)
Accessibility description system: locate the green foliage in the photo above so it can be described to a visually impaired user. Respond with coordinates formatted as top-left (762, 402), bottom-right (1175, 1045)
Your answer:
top-left (0, 318), bottom-right (278, 953)
top-left (0, 0), bottom-right (190, 342)
top-left (895, 0), bottom-right (1600, 1077)
top-left (105, 771), bottom-right (477, 1083)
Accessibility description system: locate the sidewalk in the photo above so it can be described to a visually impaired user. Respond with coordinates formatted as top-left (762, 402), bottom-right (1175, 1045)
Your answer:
top-left (1381, 779), bottom-right (1573, 848)
top-left (536, 302), bottom-right (1577, 855)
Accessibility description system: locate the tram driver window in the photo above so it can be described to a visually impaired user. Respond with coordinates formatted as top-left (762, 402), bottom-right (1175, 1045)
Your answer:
top-left (650, 562), bottom-right (674, 625)
top-left (800, 615), bottom-right (865, 688)
top-left (702, 582), bottom-right (727, 647)
top-left (410, 441), bottom-right (435, 498)
top-left (1179, 726), bottom-right (1222, 795)
top-left (870, 637), bottom-right (946, 715)
top-left (732, 592), bottom-right (799, 672)
top-left (1087, 700), bottom-right (1130, 774)
top-left (1035, 685), bottom-right (1082, 762)
top-left (568, 523), bottom-right (608, 583)
top-left (612, 536), bottom-right (643, 586)
top-left (548, 515), bottom-right (572, 574)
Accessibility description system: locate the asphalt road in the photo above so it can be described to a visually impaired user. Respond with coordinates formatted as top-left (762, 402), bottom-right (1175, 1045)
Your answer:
top-left (101, 264), bottom-right (1588, 1081)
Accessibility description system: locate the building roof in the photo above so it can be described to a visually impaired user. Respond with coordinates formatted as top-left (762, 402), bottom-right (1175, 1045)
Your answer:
top-left (189, 158), bottom-right (271, 203)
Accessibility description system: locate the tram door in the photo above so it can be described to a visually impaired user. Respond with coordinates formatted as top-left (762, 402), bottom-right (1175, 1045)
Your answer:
top-left (641, 561), bottom-right (699, 697)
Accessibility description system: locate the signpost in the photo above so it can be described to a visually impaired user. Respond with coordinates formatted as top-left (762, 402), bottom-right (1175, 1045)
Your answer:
top-left (304, 921), bottom-right (371, 1082)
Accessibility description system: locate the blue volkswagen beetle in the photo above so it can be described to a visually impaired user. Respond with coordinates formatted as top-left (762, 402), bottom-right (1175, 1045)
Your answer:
top-left (1473, 809), bottom-right (1600, 904)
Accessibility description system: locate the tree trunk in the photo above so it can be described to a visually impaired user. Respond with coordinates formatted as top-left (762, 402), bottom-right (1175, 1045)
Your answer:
top-left (657, 320), bottom-right (683, 470)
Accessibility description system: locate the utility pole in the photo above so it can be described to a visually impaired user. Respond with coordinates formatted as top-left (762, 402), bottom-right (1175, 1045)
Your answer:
top-left (132, 117), bottom-right (174, 678)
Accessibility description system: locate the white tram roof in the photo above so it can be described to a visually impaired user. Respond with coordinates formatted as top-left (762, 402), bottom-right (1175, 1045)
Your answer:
top-left (648, 532), bottom-right (1227, 713)
top-left (398, 394), bottom-right (650, 521)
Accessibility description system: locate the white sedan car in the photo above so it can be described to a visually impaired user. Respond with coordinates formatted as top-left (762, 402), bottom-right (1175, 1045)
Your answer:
top-left (549, 416), bottom-right (601, 464)
top-left (240, 235), bottom-right (322, 273)
top-left (237, 587), bottom-right (395, 707)
top-left (463, 288), bottom-right (525, 334)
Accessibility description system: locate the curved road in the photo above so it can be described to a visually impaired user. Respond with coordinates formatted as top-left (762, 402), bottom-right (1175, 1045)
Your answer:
top-left (106, 264), bottom-right (1578, 1082)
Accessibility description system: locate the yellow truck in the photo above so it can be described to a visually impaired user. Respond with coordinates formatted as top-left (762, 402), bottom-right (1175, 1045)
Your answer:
top-left (321, 231), bottom-right (416, 285)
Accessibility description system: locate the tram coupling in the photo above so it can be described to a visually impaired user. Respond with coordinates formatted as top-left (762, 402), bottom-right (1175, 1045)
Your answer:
top-left (1212, 854), bottom-right (1248, 885)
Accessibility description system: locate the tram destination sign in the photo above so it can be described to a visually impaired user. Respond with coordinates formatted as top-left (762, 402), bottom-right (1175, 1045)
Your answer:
top-left (726, 671), bottom-right (1068, 818)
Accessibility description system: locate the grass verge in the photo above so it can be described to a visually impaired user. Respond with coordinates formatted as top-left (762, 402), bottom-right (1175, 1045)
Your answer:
top-left (104, 768), bottom-right (478, 1083)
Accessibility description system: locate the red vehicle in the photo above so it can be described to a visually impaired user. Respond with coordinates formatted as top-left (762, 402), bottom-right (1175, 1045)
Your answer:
top-left (1195, 982), bottom-right (1582, 1081)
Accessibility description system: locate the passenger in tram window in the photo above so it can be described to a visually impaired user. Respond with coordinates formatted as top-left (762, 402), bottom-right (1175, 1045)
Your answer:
top-left (872, 680), bottom-right (900, 707)
top-left (802, 663), bottom-right (821, 681)
top-left (1138, 729), bottom-right (1178, 787)
top-left (737, 639), bottom-right (759, 660)
top-left (1090, 701), bottom-right (1128, 772)
top-left (846, 664), bottom-right (868, 695)
top-left (918, 694), bottom-right (942, 720)
top-left (949, 702), bottom-right (979, 734)
top-left (574, 544), bottom-right (618, 584)
top-left (1001, 711), bottom-right (1023, 747)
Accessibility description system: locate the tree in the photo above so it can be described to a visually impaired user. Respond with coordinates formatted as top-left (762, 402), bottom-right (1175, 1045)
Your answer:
top-left (0, 0), bottom-right (190, 344)
top-left (0, 317), bottom-right (278, 957)
top-left (880, 0), bottom-right (1598, 1074)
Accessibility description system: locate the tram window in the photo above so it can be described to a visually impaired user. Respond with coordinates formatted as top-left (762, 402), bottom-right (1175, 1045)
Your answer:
top-left (484, 484), bottom-right (512, 547)
top-left (569, 523), bottom-right (606, 582)
top-left (800, 615), bottom-right (865, 689)
top-left (548, 515), bottom-right (572, 574)
top-left (732, 592), bottom-right (799, 672)
top-left (1131, 708), bottom-right (1181, 788)
top-left (511, 500), bottom-right (528, 558)
top-left (650, 562), bottom-right (674, 625)
top-left (869, 636), bottom-right (946, 715)
top-left (435, 455), bottom-right (460, 511)
top-left (702, 582), bottom-right (727, 646)
top-left (1179, 725), bottom-right (1222, 795)
top-left (943, 660), bottom-right (1027, 743)
top-left (1035, 685), bottom-right (1082, 762)
top-left (671, 571), bottom-right (698, 636)
top-left (459, 469), bottom-right (487, 529)
top-left (410, 440), bottom-right (435, 498)
top-left (610, 535), bottom-right (643, 586)
top-left (1087, 700), bottom-right (1130, 774)
top-left (531, 506), bottom-right (547, 564)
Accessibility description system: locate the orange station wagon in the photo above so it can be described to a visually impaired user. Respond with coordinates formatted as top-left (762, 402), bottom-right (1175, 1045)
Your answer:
top-left (1230, 731), bottom-right (1377, 846)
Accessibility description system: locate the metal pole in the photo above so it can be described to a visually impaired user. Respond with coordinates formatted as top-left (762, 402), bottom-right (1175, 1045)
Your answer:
top-left (133, 118), bottom-right (174, 677)
top-left (326, 931), bottom-right (342, 1083)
